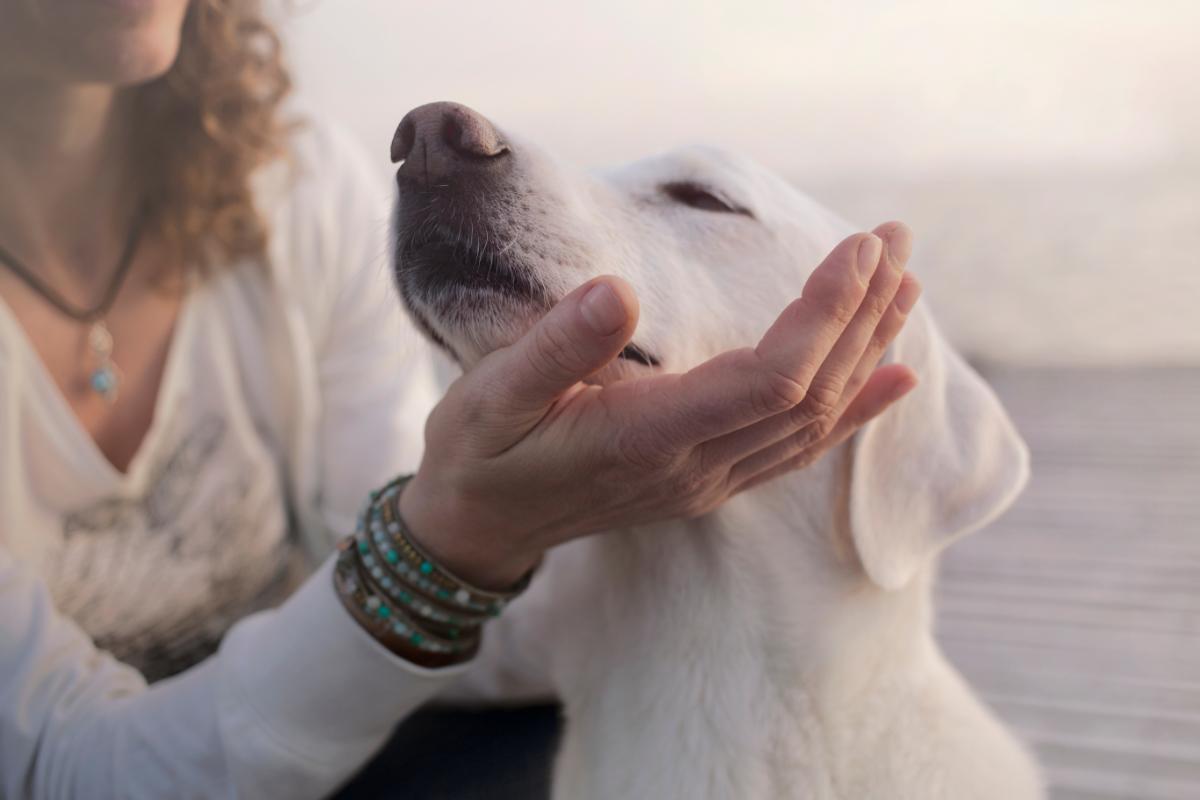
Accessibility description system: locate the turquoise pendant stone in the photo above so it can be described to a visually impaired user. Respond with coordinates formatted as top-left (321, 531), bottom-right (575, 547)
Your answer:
top-left (90, 366), bottom-right (117, 399)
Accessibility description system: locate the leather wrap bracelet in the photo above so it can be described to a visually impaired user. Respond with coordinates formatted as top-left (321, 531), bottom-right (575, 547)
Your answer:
top-left (333, 474), bottom-right (535, 667)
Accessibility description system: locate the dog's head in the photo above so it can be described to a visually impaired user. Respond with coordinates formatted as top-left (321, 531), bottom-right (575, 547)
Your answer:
top-left (392, 101), bottom-right (1028, 590)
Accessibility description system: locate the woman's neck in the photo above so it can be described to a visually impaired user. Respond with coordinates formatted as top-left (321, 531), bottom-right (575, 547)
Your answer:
top-left (0, 79), bottom-right (138, 288)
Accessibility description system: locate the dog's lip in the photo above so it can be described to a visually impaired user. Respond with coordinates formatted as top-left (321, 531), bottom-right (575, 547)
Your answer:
top-left (397, 219), bottom-right (661, 369)
top-left (398, 222), bottom-right (544, 301)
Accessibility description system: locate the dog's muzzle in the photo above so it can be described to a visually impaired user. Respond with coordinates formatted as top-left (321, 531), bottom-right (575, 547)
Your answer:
top-left (391, 101), bottom-right (550, 309)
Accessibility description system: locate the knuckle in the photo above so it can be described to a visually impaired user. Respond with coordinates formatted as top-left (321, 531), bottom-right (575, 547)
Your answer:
top-left (787, 398), bottom-right (825, 431)
top-left (808, 414), bottom-right (836, 442)
top-left (664, 457), bottom-right (723, 518)
top-left (782, 425), bottom-right (824, 461)
top-left (615, 426), bottom-right (675, 472)
top-left (862, 291), bottom-right (892, 321)
top-left (786, 401), bottom-right (811, 428)
top-left (800, 378), bottom-right (841, 419)
top-left (670, 465), bottom-right (709, 499)
top-left (824, 298), bottom-right (860, 328)
top-left (528, 324), bottom-right (583, 383)
top-left (784, 451), bottom-right (817, 475)
top-left (868, 329), bottom-right (894, 355)
top-left (753, 368), bottom-right (808, 416)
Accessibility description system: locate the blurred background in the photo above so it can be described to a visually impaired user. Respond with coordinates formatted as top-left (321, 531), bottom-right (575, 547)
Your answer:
top-left (281, 2), bottom-right (1199, 797)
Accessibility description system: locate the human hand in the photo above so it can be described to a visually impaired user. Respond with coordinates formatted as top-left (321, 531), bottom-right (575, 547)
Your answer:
top-left (400, 222), bottom-right (921, 588)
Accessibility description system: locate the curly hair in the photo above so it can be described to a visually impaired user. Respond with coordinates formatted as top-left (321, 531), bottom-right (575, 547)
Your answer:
top-left (134, 0), bottom-right (293, 273)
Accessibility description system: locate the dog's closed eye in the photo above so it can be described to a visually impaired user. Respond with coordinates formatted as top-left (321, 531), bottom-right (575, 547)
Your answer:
top-left (618, 343), bottom-right (660, 367)
top-left (661, 181), bottom-right (753, 218)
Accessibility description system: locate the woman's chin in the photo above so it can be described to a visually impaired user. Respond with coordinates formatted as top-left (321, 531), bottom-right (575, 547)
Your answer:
top-left (5, 0), bottom-right (187, 87)
top-left (103, 36), bottom-right (183, 86)
top-left (72, 15), bottom-right (186, 86)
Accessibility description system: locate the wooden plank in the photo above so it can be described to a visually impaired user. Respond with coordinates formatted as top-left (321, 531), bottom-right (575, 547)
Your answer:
top-left (935, 367), bottom-right (1200, 799)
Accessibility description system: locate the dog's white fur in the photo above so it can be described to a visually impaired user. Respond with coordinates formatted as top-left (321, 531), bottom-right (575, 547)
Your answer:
top-left (406, 118), bottom-right (1044, 799)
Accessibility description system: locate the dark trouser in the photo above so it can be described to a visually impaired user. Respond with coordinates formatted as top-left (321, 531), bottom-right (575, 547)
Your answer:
top-left (332, 703), bottom-right (562, 800)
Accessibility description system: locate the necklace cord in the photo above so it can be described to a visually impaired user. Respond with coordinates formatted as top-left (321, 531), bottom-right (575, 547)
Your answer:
top-left (0, 203), bottom-right (148, 323)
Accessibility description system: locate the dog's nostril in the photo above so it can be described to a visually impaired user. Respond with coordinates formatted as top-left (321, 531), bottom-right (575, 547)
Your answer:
top-left (394, 102), bottom-right (509, 184)
top-left (442, 110), bottom-right (508, 160)
top-left (391, 118), bottom-right (415, 164)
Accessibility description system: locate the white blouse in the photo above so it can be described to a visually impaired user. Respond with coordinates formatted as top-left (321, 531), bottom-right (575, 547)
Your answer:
top-left (0, 120), bottom-right (470, 798)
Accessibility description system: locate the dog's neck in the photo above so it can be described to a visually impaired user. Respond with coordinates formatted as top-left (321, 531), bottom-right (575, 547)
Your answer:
top-left (605, 448), bottom-right (940, 714)
top-left (546, 427), bottom-right (1039, 799)
top-left (553, 461), bottom-right (948, 797)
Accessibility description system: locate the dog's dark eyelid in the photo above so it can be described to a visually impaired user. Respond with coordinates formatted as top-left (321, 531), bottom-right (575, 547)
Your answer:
top-left (661, 181), bottom-right (753, 218)
top-left (619, 343), bottom-right (660, 367)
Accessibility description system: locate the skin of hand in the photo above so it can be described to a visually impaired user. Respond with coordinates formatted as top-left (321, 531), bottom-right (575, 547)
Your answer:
top-left (400, 222), bottom-right (922, 588)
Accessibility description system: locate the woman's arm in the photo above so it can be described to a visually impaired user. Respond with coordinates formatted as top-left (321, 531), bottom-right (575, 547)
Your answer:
top-left (0, 546), bottom-right (465, 799)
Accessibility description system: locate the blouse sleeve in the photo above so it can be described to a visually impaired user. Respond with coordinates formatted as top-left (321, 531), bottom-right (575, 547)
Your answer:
top-left (0, 544), bottom-right (468, 799)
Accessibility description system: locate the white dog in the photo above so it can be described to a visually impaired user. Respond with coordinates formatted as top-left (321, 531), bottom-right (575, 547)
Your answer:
top-left (391, 101), bottom-right (1044, 800)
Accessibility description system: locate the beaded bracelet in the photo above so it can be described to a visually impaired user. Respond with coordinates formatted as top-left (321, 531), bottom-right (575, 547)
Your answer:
top-left (332, 474), bottom-right (537, 663)
top-left (357, 531), bottom-right (487, 630)
top-left (335, 565), bottom-right (477, 671)
top-left (335, 541), bottom-right (479, 656)
top-left (367, 476), bottom-right (534, 617)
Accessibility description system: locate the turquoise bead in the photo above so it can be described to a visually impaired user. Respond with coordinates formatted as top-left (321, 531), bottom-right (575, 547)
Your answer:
top-left (386, 550), bottom-right (399, 564)
top-left (419, 561), bottom-right (433, 575)
top-left (90, 368), bottom-right (115, 394)
top-left (378, 605), bottom-right (391, 619)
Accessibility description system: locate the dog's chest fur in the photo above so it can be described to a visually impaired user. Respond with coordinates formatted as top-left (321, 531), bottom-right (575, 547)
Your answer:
top-left (534, 454), bottom-right (1042, 800)
top-left (544, 459), bottom-right (855, 798)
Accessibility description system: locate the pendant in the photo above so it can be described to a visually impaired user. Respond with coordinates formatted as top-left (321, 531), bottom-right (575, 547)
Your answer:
top-left (87, 321), bottom-right (120, 404)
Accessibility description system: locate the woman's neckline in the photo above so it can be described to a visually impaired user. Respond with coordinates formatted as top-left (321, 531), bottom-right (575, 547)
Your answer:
top-left (0, 276), bottom-right (202, 483)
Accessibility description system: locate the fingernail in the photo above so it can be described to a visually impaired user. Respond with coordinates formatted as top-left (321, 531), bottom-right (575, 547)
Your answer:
top-left (892, 376), bottom-right (918, 401)
top-left (884, 225), bottom-right (912, 268)
top-left (580, 282), bottom-right (625, 335)
top-left (857, 235), bottom-right (882, 281)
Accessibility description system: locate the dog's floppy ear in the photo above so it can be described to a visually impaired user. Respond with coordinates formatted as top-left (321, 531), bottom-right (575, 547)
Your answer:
top-left (848, 302), bottom-right (1029, 590)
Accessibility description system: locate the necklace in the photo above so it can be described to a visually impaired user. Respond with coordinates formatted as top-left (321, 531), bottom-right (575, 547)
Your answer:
top-left (0, 206), bottom-right (146, 404)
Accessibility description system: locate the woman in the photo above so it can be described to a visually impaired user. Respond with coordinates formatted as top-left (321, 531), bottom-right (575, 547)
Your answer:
top-left (0, 0), bottom-right (921, 797)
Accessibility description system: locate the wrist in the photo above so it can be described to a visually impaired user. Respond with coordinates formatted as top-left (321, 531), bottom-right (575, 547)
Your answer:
top-left (398, 472), bottom-right (540, 590)
top-left (332, 553), bottom-right (478, 669)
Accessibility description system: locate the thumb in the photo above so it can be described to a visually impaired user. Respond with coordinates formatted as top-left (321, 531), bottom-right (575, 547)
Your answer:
top-left (484, 275), bottom-right (639, 420)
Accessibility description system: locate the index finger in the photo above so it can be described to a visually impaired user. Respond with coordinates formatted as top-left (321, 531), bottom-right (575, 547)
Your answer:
top-left (636, 231), bottom-right (884, 446)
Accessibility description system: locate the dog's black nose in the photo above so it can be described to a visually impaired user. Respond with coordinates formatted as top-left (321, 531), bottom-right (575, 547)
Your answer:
top-left (392, 101), bottom-right (509, 184)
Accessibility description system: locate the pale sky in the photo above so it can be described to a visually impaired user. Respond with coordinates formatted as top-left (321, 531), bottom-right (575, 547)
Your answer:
top-left (282, 0), bottom-right (1200, 178)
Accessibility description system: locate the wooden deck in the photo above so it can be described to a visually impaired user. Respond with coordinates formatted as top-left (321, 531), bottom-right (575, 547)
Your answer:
top-left (935, 366), bottom-right (1200, 800)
